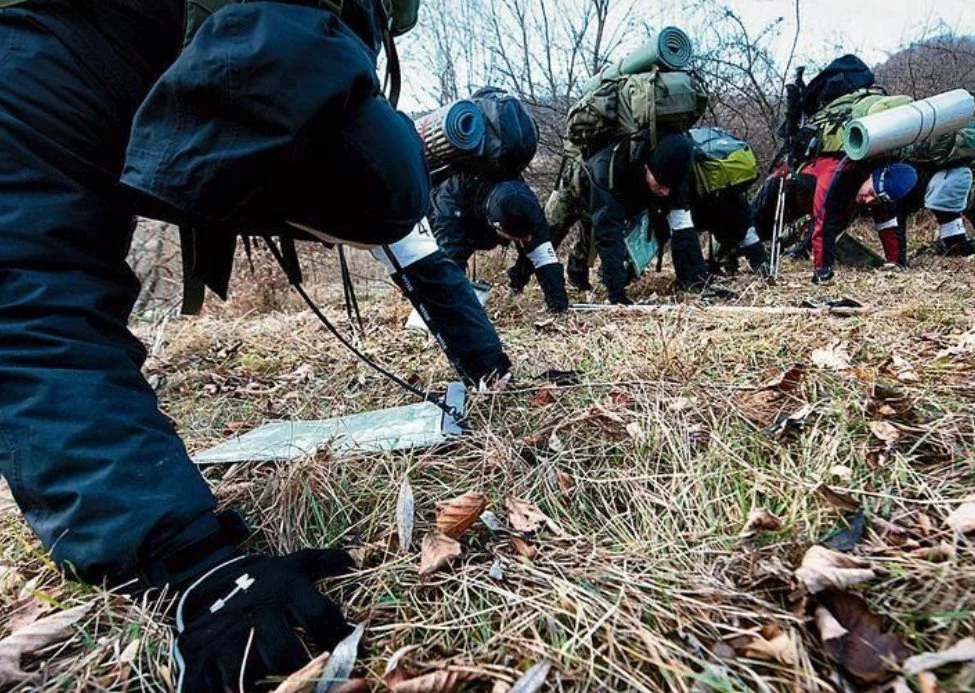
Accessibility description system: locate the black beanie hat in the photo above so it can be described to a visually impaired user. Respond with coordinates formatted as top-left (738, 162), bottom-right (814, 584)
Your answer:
top-left (486, 181), bottom-right (541, 238)
top-left (644, 133), bottom-right (694, 191)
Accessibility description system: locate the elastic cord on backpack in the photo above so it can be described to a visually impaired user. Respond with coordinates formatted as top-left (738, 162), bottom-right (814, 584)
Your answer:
top-left (262, 236), bottom-right (462, 421)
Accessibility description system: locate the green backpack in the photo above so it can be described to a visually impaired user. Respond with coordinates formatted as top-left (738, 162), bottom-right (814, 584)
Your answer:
top-left (689, 127), bottom-right (757, 196)
top-left (564, 67), bottom-right (708, 161)
top-left (807, 88), bottom-right (912, 154)
top-left (908, 117), bottom-right (975, 167)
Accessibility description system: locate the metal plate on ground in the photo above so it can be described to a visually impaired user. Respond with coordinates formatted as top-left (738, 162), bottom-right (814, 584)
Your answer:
top-left (192, 382), bottom-right (466, 464)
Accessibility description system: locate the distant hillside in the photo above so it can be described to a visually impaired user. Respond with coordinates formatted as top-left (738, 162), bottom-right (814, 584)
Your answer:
top-left (874, 34), bottom-right (975, 98)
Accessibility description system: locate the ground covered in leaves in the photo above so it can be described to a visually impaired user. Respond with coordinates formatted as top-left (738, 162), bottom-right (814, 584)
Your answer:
top-left (1, 237), bottom-right (974, 692)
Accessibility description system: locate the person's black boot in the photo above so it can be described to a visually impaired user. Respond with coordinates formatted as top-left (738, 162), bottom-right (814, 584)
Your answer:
top-left (566, 254), bottom-right (592, 291)
top-left (670, 228), bottom-right (709, 290)
top-left (812, 266), bottom-right (835, 285)
top-left (938, 234), bottom-right (975, 257)
top-left (740, 242), bottom-right (771, 277)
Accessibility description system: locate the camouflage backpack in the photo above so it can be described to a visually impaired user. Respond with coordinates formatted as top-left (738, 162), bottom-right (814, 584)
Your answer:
top-left (908, 117), bottom-right (975, 167)
top-left (806, 88), bottom-right (912, 155)
top-left (688, 127), bottom-right (758, 196)
top-left (564, 67), bottom-right (708, 162)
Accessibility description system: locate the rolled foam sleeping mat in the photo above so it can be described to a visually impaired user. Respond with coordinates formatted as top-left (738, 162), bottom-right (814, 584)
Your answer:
top-left (621, 26), bottom-right (693, 73)
top-left (414, 99), bottom-right (486, 170)
top-left (581, 26), bottom-right (693, 93)
top-left (843, 88), bottom-right (975, 160)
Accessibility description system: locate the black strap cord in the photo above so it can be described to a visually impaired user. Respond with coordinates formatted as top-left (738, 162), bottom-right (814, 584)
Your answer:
top-left (262, 236), bottom-right (462, 421)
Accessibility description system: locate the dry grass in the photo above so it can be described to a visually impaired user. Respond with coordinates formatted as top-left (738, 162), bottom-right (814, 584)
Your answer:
top-left (2, 228), bottom-right (974, 692)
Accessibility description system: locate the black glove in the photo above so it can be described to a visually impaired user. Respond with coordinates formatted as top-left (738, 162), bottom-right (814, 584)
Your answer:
top-left (174, 549), bottom-right (354, 693)
top-left (506, 257), bottom-right (534, 294)
top-left (534, 263), bottom-right (569, 313)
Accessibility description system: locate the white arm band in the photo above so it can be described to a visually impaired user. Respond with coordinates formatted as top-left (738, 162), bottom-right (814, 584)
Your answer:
top-left (667, 209), bottom-right (694, 231)
top-left (526, 241), bottom-right (559, 269)
top-left (370, 222), bottom-right (441, 274)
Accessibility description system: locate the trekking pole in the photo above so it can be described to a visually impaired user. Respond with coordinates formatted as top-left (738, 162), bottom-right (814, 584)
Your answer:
top-left (769, 175), bottom-right (786, 279)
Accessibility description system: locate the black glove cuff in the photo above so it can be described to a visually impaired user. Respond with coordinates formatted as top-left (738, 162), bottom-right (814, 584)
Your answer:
top-left (140, 510), bottom-right (250, 592)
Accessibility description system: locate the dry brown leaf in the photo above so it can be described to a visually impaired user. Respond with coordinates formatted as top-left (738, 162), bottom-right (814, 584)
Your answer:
top-left (740, 624), bottom-right (797, 665)
top-left (812, 342), bottom-right (852, 370)
top-left (271, 651), bottom-right (330, 693)
top-left (509, 661), bottom-right (551, 692)
top-left (505, 497), bottom-right (550, 534)
top-left (510, 537), bottom-right (537, 559)
top-left (555, 471), bottom-right (574, 495)
top-left (758, 364), bottom-right (806, 392)
top-left (382, 644), bottom-right (421, 689)
top-left (6, 599), bottom-right (50, 635)
top-left (733, 388), bottom-right (792, 428)
top-left (609, 390), bottom-right (633, 407)
top-left (390, 668), bottom-right (477, 692)
top-left (741, 508), bottom-right (783, 535)
top-left (795, 545), bottom-right (875, 594)
top-left (818, 590), bottom-right (910, 683)
top-left (332, 680), bottom-right (369, 693)
top-left (0, 566), bottom-right (24, 597)
top-left (885, 355), bottom-right (920, 383)
top-left (0, 603), bottom-right (91, 685)
top-left (436, 492), bottom-right (487, 540)
top-left (397, 477), bottom-right (415, 553)
top-left (903, 637), bottom-right (975, 675)
top-left (528, 387), bottom-right (558, 408)
top-left (946, 501), bottom-right (975, 534)
top-left (419, 533), bottom-right (461, 577)
top-left (869, 421), bottom-right (902, 445)
top-left (817, 484), bottom-right (861, 512)
top-left (815, 606), bottom-right (849, 642)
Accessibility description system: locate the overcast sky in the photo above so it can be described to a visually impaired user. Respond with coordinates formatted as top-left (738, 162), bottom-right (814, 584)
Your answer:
top-left (656, 0), bottom-right (975, 67)
top-left (398, 0), bottom-right (974, 111)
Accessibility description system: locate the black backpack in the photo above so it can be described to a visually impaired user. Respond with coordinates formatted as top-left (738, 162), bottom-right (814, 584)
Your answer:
top-left (468, 87), bottom-right (538, 177)
top-left (802, 55), bottom-right (875, 118)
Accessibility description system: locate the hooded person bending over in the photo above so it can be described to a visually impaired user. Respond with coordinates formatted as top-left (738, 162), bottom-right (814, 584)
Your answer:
top-left (0, 1), bottom-right (510, 691)
top-left (568, 132), bottom-right (709, 303)
top-left (430, 176), bottom-right (569, 313)
top-left (754, 156), bottom-right (918, 283)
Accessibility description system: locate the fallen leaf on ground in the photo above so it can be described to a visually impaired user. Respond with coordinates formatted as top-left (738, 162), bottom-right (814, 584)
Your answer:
top-left (817, 484), bottom-right (861, 512)
top-left (869, 421), bottom-right (902, 445)
top-left (331, 680), bottom-right (368, 693)
top-left (758, 364), bottom-right (806, 392)
top-left (510, 537), bottom-right (537, 559)
top-left (548, 432), bottom-right (564, 453)
top-left (315, 623), bottom-right (364, 693)
top-left (884, 355), bottom-right (920, 383)
top-left (382, 645), bottom-right (421, 689)
top-left (818, 590), bottom-right (910, 683)
top-left (272, 652), bottom-right (330, 693)
top-left (733, 388), bottom-right (799, 429)
top-left (397, 477), bottom-right (414, 553)
top-left (419, 533), bottom-right (462, 577)
top-left (528, 387), bottom-right (558, 408)
top-left (436, 492), bottom-right (487, 539)
top-left (0, 603), bottom-right (91, 685)
top-left (903, 637), bottom-right (975, 675)
top-left (946, 501), bottom-right (975, 534)
top-left (480, 511), bottom-right (503, 533)
top-left (390, 669), bottom-right (477, 692)
top-left (6, 599), bottom-right (49, 634)
top-left (0, 566), bottom-right (23, 597)
top-left (626, 422), bottom-right (646, 442)
top-left (764, 403), bottom-right (815, 439)
top-left (609, 390), bottom-right (633, 407)
top-left (812, 342), bottom-right (852, 370)
top-left (739, 624), bottom-right (797, 665)
top-left (509, 660), bottom-right (551, 692)
top-left (506, 497), bottom-right (556, 534)
top-left (741, 508), bottom-right (783, 536)
top-left (815, 606), bottom-right (849, 642)
top-left (795, 545), bottom-right (875, 593)
top-left (554, 471), bottom-right (573, 495)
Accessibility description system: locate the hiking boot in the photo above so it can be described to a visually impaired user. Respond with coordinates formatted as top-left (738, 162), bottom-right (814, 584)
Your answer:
top-left (937, 234), bottom-right (975, 257)
top-left (811, 267), bottom-right (834, 285)
top-left (740, 242), bottom-right (771, 277)
top-left (566, 255), bottom-right (592, 291)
